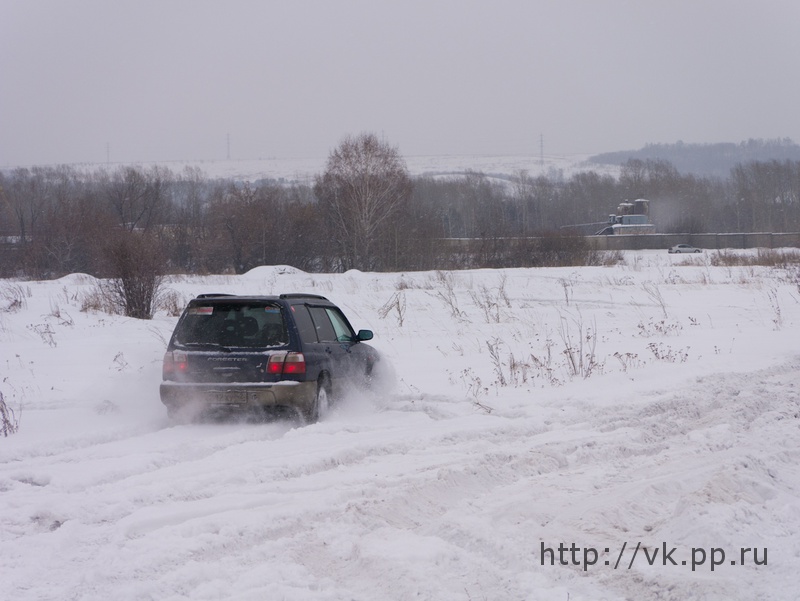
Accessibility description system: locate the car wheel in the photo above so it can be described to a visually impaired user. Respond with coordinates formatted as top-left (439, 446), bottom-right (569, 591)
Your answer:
top-left (305, 376), bottom-right (331, 424)
top-left (695, 249), bottom-right (701, 253)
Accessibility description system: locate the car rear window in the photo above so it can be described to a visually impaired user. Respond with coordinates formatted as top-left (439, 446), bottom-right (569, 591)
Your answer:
top-left (174, 302), bottom-right (288, 348)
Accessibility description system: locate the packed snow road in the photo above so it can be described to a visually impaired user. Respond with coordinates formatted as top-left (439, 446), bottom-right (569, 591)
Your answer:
top-left (2, 254), bottom-right (800, 600)
top-left (3, 365), bottom-right (799, 601)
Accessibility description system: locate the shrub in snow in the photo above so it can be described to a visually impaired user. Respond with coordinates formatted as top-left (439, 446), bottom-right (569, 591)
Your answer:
top-left (1, 391), bottom-right (19, 437)
top-left (95, 232), bottom-right (166, 320)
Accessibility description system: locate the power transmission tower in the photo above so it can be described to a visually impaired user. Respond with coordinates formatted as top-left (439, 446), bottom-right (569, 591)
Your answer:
top-left (540, 134), bottom-right (544, 169)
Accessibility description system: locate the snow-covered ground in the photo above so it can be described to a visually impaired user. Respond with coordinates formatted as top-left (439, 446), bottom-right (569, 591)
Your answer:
top-left (64, 153), bottom-right (613, 184)
top-left (1, 251), bottom-right (799, 600)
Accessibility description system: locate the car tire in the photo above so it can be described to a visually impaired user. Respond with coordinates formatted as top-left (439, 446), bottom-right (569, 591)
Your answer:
top-left (305, 376), bottom-right (331, 424)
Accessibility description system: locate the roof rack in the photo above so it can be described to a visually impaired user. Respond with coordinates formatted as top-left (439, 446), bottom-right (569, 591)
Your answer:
top-left (195, 293), bottom-right (237, 299)
top-left (279, 293), bottom-right (329, 300)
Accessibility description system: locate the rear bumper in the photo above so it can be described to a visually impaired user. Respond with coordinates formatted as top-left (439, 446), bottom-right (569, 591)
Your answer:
top-left (160, 380), bottom-right (316, 416)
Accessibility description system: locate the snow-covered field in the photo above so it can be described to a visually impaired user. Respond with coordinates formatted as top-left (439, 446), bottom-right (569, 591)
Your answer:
top-left (1, 251), bottom-right (799, 600)
top-left (65, 153), bottom-right (613, 184)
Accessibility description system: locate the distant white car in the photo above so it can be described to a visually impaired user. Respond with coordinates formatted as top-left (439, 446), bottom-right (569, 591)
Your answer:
top-left (668, 244), bottom-right (702, 254)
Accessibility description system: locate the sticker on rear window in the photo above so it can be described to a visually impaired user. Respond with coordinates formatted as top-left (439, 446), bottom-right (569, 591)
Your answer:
top-left (188, 306), bottom-right (214, 315)
top-left (264, 307), bottom-right (281, 313)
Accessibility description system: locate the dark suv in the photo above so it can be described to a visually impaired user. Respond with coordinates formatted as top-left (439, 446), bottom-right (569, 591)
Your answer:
top-left (160, 293), bottom-right (378, 422)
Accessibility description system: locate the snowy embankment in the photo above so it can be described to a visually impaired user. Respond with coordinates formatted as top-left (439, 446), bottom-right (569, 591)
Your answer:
top-left (1, 251), bottom-right (799, 600)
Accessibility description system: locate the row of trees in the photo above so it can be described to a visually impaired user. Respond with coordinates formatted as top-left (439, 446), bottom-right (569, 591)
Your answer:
top-left (2, 133), bottom-right (800, 279)
top-left (590, 138), bottom-right (800, 178)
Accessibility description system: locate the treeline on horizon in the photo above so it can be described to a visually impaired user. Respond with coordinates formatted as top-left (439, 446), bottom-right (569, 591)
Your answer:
top-left (589, 137), bottom-right (800, 178)
top-left (2, 149), bottom-right (800, 278)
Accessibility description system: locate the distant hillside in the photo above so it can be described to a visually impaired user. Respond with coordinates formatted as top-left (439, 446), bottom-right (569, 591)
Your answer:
top-left (587, 138), bottom-right (800, 178)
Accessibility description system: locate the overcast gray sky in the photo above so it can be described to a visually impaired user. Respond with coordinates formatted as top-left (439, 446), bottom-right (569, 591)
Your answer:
top-left (2, 0), bottom-right (799, 167)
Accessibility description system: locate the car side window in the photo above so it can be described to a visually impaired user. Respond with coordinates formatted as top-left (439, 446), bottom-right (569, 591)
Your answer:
top-left (291, 305), bottom-right (318, 343)
top-left (326, 308), bottom-right (355, 342)
top-left (308, 306), bottom-right (337, 342)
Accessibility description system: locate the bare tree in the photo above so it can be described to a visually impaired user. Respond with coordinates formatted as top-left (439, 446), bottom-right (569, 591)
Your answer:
top-left (2, 167), bottom-right (50, 248)
top-left (102, 231), bottom-right (166, 319)
top-left (204, 182), bottom-right (284, 273)
top-left (731, 160), bottom-right (800, 232)
top-left (314, 133), bottom-right (412, 271)
top-left (168, 166), bottom-right (212, 271)
top-left (104, 165), bottom-right (170, 232)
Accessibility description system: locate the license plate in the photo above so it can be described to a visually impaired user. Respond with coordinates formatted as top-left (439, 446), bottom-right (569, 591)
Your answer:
top-left (213, 390), bottom-right (247, 405)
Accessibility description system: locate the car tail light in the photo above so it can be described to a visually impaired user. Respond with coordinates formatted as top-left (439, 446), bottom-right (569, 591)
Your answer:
top-left (266, 353), bottom-right (284, 374)
top-left (267, 352), bottom-right (306, 375)
top-left (162, 351), bottom-right (188, 379)
top-left (282, 352), bottom-right (306, 374)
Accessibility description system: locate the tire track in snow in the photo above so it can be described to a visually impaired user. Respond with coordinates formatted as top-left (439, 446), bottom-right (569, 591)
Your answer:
top-left (2, 361), bottom-right (800, 600)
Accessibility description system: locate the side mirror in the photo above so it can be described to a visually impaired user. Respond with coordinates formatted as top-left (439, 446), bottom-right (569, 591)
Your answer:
top-left (356, 329), bottom-right (373, 341)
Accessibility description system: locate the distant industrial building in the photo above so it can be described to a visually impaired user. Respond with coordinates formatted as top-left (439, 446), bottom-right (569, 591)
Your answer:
top-left (595, 199), bottom-right (655, 235)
